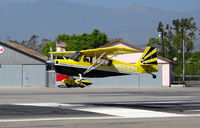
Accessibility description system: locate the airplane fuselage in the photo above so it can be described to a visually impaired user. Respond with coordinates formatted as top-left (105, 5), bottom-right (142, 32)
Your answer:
top-left (54, 54), bottom-right (155, 78)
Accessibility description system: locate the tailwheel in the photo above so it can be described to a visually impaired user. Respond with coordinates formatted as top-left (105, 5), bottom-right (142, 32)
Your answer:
top-left (150, 73), bottom-right (157, 79)
top-left (152, 74), bottom-right (156, 79)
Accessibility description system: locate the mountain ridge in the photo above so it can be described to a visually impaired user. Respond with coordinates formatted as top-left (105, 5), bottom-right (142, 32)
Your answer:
top-left (0, 0), bottom-right (199, 47)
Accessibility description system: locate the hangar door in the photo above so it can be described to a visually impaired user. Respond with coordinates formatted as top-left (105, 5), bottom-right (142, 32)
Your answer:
top-left (0, 65), bottom-right (22, 86)
top-left (22, 65), bottom-right (46, 86)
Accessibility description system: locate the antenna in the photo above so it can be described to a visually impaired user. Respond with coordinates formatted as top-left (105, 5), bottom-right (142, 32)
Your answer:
top-left (50, 46), bottom-right (53, 60)
top-left (47, 41), bottom-right (53, 60)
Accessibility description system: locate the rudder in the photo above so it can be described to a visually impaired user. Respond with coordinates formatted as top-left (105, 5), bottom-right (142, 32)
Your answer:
top-left (137, 46), bottom-right (158, 74)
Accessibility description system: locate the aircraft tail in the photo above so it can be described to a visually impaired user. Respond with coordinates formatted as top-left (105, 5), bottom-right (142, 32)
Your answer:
top-left (137, 46), bottom-right (158, 74)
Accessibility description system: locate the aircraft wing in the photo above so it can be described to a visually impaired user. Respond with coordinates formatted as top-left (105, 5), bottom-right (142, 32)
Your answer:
top-left (81, 46), bottom-right (140, 57)
top-left (51, 51), bottom-right (75, 57)
top-left (50, 46), bottom-right (139, 57)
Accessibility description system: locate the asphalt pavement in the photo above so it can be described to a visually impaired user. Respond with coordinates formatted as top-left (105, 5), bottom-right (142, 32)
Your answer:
top-left (0, 86), bottom-right (200, 128)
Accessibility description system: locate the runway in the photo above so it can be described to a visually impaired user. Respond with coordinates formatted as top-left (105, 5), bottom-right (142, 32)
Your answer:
top-left (1, 101), bottom-right (200, 123)
top-left (0, 87), bottom-right (200, 128)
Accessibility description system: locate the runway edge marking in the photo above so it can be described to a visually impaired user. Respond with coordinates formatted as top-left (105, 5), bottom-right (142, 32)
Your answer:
top-left (0, 117), bottom-right (124, 123)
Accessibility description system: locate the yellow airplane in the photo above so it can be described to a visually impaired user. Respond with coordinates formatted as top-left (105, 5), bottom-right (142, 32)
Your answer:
top-left (49, 46), bottom-right (158, 87)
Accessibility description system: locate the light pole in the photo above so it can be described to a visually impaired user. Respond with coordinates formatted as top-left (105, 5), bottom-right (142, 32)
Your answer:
top-left (182, 28), bottom-right (185, 84)
top-left (158, 31), bottom-right (164, 57)
top-left (173, 57), bottom-right (177, 82)
top-left (47, 41), bottom-right (54, 70)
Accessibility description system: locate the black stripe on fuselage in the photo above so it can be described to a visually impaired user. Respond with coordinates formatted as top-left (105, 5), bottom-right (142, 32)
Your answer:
top-left (55, 65), bottom-right (129, 78)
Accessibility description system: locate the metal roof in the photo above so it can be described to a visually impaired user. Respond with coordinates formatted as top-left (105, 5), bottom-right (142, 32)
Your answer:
top-left (0, 41), bottom-right (48, 63)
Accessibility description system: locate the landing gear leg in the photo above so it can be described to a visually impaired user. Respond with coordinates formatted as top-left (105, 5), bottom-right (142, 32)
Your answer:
top-left (78, 74), bottom-right (85, 88)
top-left (79, 74), bottom-right (83, 80)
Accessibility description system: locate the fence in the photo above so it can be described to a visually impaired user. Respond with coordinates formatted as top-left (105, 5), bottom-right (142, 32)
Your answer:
top-left (172, 75), bottom-right (200, 87)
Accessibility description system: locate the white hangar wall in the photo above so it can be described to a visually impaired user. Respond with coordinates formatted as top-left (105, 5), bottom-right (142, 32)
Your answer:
top-left (162, 64), bottom-right (170, 87)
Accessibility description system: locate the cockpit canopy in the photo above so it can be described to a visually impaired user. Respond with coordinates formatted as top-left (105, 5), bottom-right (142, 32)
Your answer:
top-left (68, 51), bottom-right (82, 61)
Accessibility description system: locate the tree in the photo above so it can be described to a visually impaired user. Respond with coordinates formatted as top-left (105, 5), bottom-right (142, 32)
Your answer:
top-left (157, 21), bottom-right (165, 57)
top-left (172, 17), bottom-right (197, 55)
top-left (172, 17), bottom-right (197, 39)
top-left (41, 41), bottom-right (56, 57)
top-left (56, 29), bottom-right (108, 51)
top-left (90, 29), bottom-right (108, 48)
top-left (148, 17), bottom-right (198, 59)
top-left (148, 17), bottom-right (199, 75)
top-left (186, 51), bottom-right (200, 75)
top-left (41, 29), bottom-right (109, 56)
top-left (26, 35), bottom-right (40, 51)
top-left (147, 37), bottom-right (160, 51)
top-left (18, 35), bottom-right (41, 52)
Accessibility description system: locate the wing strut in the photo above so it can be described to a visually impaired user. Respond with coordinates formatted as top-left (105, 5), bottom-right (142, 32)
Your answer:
top-left (83, 52), bottom-right (118, 75)
top-left (83, 52), bottom-right (107, 75)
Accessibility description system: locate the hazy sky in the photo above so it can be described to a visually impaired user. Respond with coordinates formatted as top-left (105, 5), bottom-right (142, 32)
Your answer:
top-left (0, 0), bottom-right (200, 12)
top-left (65, 0), bottom-right (200, 11)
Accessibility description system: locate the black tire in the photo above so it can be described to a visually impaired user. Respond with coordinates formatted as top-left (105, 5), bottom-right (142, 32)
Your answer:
top-left (152, 74), bottom-right (157, 79)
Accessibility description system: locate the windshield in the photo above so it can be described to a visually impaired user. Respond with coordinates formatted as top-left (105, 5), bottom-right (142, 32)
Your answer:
top-left (68, 51), bottom-right (82, 61)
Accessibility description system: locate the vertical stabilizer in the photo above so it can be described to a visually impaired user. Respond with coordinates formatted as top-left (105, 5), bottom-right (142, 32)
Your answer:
top-left (137, 46), bottom-right (158, 77)
top-left (138, 46), bottom-right (158, 65)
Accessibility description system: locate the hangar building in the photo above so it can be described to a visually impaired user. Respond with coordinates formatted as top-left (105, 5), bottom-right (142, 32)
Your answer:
top-left (0, 41), bottom-right (50, 87)
top-left (90, 40), bottom-right (172, 87)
